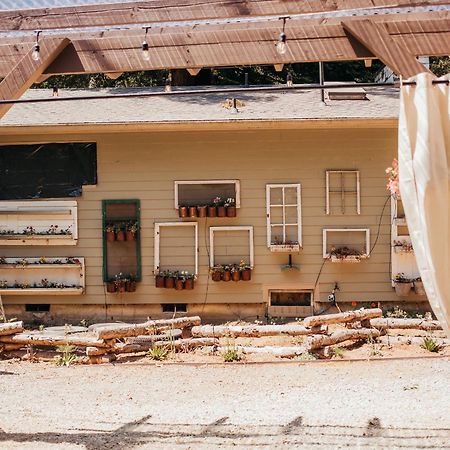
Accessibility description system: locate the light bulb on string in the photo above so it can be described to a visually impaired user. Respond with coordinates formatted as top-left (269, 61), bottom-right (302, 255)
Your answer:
top-left (275, 17), bottom-right (289, 56)
top-left (142, 27), bottom-right (150, 61)
top-left (31, 30), bottom-right (42, 61)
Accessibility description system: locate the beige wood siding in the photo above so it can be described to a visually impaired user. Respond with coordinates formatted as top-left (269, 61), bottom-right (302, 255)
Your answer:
top-left (0, 126), bottom-right (426, 307)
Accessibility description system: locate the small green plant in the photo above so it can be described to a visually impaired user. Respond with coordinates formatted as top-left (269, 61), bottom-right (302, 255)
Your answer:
top-left (55, 344), bottom-right (77, 366)
top-left (421, 336), bottom-right (441, 353)
top-left (297, 352), bottom-right (318, 361)
top-left (386, 307), bottom-right (409, 319)
top-left (222, 348), bottom-right (241, 362)
top-left (367, 336), bottom-right (383, 357)
top-left (331, 346), bottom-right (345, 358)
top-left (147, 345), bottom-right (170, 361)
top-left (38, 324), bottom-right (45, 332)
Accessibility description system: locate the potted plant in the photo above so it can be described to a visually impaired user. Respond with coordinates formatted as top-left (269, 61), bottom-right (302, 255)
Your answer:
top-left (239, 259), bottom-right (252, 281)
top-left (164, 270), bottom-right (176, 289)
top-left (210, 265), bottom-right (223, 282)
top-left (178, 205), bottom-right (188, 218)
top-left (329, 246), bottom-right (363, 263)
top-left (207, 201), bottom-right (217, 218)
top-left (183, 272), bottom-right (195, 290)
top-left (126, 221), bottom-right (138, 241)
top-left (106, 279), bottom-right (117, 293)
top-left (188, 206), bottom-right (197, 218)
top-left (105, 224), bottom-right (115, 242)
top-left (214, 197), bottom-right (226, 217)
top-left (222, 264), bottom-right (231, 282)
top-left (114, 273), bottom-right (126, 293)
top-left (126, 274), bottom-right (137, 292)
top-left (413, 277), bottom-right (426, 296)
top-left (115, 224), bottom-right (125, 242)
top-left (225, 198), bottom-right (236, 217)
top-left (197, 205), bottom-right (207, 218)
top-left (231, 264), bottom-right (240, 282)
top-left (393, 240), bottom-right (413, 253)
top-left (393, 273), bottom-right (413, 296)
top-left (175, 277), bottom-right (184, 290)
top-left (155, 272), bottom-right (165, 288)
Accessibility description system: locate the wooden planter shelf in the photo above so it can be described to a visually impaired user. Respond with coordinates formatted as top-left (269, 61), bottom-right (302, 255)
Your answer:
top-left (269, 244), bottom-right (300, 253)
top-left (329, 255), bottom-right (367, 263)
top-left (0, 234), bottom-right (74, 246)
top-left (0, 288), bottom-right (83, 296)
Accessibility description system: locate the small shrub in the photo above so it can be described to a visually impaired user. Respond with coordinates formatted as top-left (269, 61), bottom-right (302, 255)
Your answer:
top-left (421, 337), bottom-right (441, 353)
top-left (331, 346), bottom-right (345, 358)
top-left (222, 348), bottom-right (241, 362)
top-left (55, 344), bottom-right (77, 367)
top-left (147, 345), bottom-right (170, 361)
top-left (386, 307), bottom-right (409, 319)
top-left (297, 352), bottom-right (318, 361)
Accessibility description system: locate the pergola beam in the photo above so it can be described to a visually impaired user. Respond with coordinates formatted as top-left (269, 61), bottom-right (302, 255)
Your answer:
top-left (0, 0), bottom-right (447, 31)
top-left (0, 38), bottom-right (70, 118)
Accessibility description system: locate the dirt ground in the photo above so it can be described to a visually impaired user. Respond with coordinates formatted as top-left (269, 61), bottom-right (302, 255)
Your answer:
top-left (0, 357), bottom-right (449, 449)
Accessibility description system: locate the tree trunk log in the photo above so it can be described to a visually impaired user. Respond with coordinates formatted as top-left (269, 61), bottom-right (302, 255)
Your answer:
top-left (0, 332), bottom-right (108, 347)
top-left (370, 318), bottom-right (442, 331)
top-left (95, 316), bottom-right (201, 340)
top-left (0, 343), bottom-right (24, 351)
top-left (304, 308), bottom-right (382, 327)
top-left (378, 336), bottom-right (450, 347)
top-left (306, 328), bottom-right (381, 350)
top-left (114, 337), bottom-right (218, 354)
top-left (191, 324), bottom-right (326, 338)
top-left (86, 346), bottom-right (109, 356)
top-left (218, 345), bottom-right (306, 357)
top-left (0, 321), bottom-right (23, 336)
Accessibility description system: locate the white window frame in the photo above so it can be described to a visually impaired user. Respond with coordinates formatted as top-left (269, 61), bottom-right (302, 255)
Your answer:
top-left (325, 170), bottom-right (361, 215)
top-left (154, 222), bottom-right (199, 275)
top-left (0, 200), bottom-right (78, 246)
top-left (174, 179), bottom-right (241, 209)
top-left (266, 183), bottom-right (302, 251)
top-left (322, 228), bottom-right (370, 259)
top-left (209, 226), bottom-right (254, 268)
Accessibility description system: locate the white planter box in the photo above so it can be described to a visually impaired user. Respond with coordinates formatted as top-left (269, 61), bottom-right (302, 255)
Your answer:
top-left (269, 244), bottom-right (300, 253)
top-left (330, 255), bottom-right (366, 263)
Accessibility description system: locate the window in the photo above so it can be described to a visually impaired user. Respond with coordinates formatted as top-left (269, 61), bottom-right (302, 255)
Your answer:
top-left (174, 180), bottom-right (240, 209)
top-left (161, 303), bottom-right (187, 313)
top-left (264, 285), bottom-right (315, 317)
top-left (325, 170), bottom-right (360, 215)
top-left (154, 222), bottom-right (198, 275)
top-left (323, 228), bottom-right (370, 262)
top-left (25, 304), bottom-right (50, 312)
top-left (209, 226), bottom-right (254, 268)
top-left (0, 142), bottom-right (97, 200)
top-left (266, 184), bottom-right (302, 252)
top-left (102, 199), bottom-right (141, 282)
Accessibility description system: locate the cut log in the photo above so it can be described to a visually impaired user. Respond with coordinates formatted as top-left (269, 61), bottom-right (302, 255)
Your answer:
top-left (0, 332), bottom-right (108, 347)
top-left (304, 308), bottom-right (382, 327)
top-left (370, 318), bottom-right (442, 331)
top-left (126, 329), bottom-right (182, 344)
top-left (95, 316), bottom-right (201, 340)
top-left (217, 345), bottom-right (306, 357)
top-left (0, 321), bottom-right (23, 336)
top-left (306, 328), bottom-right (381, 350)
top-left (114, 337), bottom-right (218, 354)
top-left (191, 324), bottom-right (326, 338)
top-left (86, 346), bottom-right (109, 356)
top-left (0, 343), bottom-right (24, 351)
top-left (378, 336), bottom-right (450, 347)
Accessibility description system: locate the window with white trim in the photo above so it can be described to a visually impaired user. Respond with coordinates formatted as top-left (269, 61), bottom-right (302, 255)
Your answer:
top-left (266, 184), bottom-right (302, 252)
top-left (325, 170), bottom-right (360, 215)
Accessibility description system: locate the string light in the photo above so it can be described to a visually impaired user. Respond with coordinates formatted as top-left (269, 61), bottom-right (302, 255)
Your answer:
top-left (276, 17), bottom-right (289, 56)
top-left (31, 30), bottom-right (42, 61)
top-left (142, 27), bottom-right (150, 61)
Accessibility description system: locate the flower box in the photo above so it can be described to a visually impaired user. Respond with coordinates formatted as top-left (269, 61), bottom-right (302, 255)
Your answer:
top-left (269, 243), bottom-right (300, 253)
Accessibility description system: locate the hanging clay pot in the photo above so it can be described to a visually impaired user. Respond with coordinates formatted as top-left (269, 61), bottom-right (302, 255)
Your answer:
top-left (179, 206), bottom-right (188, 218)
top-left (208, 206), bottom-right (217, 217)
top-left (197, 206), bottom-right (207, 218)
top-left (226, 206), bottom-right (237, 217)
top-left (217, 206), bottom-right (226, 217)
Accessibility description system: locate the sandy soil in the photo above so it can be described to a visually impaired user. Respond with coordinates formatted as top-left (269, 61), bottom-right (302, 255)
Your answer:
top-left (0, 357), bottom-right (449, 449)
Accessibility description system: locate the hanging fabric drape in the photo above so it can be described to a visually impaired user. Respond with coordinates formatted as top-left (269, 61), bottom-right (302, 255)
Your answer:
top-left (398, 73), bottom-right (450, 337)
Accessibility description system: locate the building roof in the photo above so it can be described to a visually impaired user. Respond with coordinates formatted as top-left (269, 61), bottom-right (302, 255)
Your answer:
top-left (0, 85), bottom-right (399, 128)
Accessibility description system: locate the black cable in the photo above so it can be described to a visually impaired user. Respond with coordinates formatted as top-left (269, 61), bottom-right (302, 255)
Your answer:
top-left (368, 194), bottom-right (391, 257)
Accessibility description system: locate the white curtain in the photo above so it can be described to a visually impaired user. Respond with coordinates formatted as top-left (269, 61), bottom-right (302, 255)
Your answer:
top-left (398, 72), bottom-right (450, 337)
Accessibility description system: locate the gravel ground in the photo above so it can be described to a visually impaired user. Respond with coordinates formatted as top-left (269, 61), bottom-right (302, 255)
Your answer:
top-left (0, 357), bottom-right (449, 449)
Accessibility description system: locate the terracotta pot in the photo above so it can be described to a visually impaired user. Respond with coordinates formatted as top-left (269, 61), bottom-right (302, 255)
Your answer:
top-left (226, 206), bottom-right (237, 217)
top-left (106, 230), bottom-right (115, 242)
top-left (155, 275), bottom-right (165, 288)
top-left (232, 271), bottom-right (240, 282)
top-left (394, 282), bottom-right (412, 297)
top-left (117, 282), bottom-right (126, 293)
top-left (184, 278), bottom-right (194, 290)
top-left (211, 271), bottom-right (222, 282)
top-left (207, 206), bottom-right (217, 217)
top-left (217, 206), bottom-right (226, 217)
top-left (164, 277), bottom-right (175, 289)
top-left (222, 270), bottom-right (231, 282)
top-left (106, 281), bottom-right (116, 293)
top-left (126, 230), bottom-right (136, 241)
top-left (241, 269), bottom-right (251, 281)
top-left (179, 206), bottom-right (188, 218)
top-left (116, 230), bottom-right (125, 241)
top-left (197, 206), bottom-right (207, 218)
top-left (175, 279), bottom-right (184, 290)
top-left (126, 280), bottom-right (137, 292)
top-left (188, 206), bottom-right (197, 218)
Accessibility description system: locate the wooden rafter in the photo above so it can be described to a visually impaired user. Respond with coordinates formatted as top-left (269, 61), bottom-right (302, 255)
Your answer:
top-left (0, 0), bottom-right (446, 31)
top-left (0, 38), bottom-right (70, 118)
top-left (342, 19), bottom-right (432, 77)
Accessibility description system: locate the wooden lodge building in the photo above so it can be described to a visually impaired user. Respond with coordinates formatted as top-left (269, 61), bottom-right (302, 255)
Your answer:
top-left (0, 85), bottom-right (430, 323)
